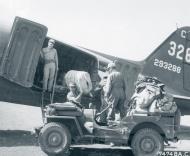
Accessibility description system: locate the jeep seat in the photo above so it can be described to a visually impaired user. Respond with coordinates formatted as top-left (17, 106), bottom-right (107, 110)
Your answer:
top-left (83, 109), bottom-right (96, 122)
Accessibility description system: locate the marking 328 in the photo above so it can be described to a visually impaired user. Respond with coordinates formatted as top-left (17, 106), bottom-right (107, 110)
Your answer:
top-left (154, 58), bottom-right (181, 74)
top-left (168, 41), bottom-right (190, 63)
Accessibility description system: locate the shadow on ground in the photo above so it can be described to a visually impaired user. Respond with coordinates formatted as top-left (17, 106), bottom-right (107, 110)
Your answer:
top-left (0, 130), bottom-right (38, 146)
top-left (70, 148), bottom-right (133, 156)
top-left (0, 130), bottom-right (133, 156)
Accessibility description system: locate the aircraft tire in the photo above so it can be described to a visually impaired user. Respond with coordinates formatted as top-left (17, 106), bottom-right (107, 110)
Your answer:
top-left (39, 122), bottom-right (71, 155)
top-left (131, 128), bottom-right (163, 156)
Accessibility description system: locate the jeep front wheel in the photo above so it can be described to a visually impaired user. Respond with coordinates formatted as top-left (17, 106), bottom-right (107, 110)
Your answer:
top-left (131, 128), bottom-right (163, 156)
top-left (39, 122), bottom-right (71, 155)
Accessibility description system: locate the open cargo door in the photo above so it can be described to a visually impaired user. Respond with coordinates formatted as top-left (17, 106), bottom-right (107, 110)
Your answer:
top-left (0, 17), bottom-right (47, 87)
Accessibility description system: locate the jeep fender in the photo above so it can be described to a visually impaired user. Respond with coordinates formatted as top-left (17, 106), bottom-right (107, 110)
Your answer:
top-left (46, 115), bottom-right (84, 138)
top-left (128, 122), bottom-right (165, 145)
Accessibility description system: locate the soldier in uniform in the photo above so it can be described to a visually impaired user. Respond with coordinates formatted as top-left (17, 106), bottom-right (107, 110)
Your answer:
top-left (104, 62), bottom-right (126, 122)
top-left (67, 82), bottom-right (83, 104)
top-left (41, 39), bottom-right (58, 92)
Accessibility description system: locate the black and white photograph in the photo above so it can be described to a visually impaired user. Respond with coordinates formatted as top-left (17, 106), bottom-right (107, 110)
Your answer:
top-left (0, 0), bottom-right (190, 156)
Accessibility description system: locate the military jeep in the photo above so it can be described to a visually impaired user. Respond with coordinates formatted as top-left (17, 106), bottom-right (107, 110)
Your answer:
top-left (37, 99), bottom-right (180, 156)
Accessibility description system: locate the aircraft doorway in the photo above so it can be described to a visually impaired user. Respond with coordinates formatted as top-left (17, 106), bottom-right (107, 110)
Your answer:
top-left (33, 37), bottom-right (100, 105)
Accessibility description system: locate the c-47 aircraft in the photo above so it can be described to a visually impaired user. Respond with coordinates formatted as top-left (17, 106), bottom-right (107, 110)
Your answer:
top-left (0, 16), bottom-right (190, 115)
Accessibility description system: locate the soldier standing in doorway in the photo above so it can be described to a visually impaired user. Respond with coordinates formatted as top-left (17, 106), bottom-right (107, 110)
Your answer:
top-left (41, 39), bottom-right (59, 93)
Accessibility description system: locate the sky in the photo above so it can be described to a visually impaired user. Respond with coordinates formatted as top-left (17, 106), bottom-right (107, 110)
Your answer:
top-left (0, 0), bottom-right (190, 61)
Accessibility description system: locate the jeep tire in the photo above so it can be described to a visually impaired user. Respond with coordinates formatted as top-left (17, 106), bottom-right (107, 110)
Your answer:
top-left (131, 128), bottom-right (163, 156)
top-left (39, 122), bottom-right (71, 155)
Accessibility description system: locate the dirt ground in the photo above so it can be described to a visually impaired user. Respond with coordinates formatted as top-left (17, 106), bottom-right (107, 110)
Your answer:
top-left (0, 102), bottom-right (190, 156)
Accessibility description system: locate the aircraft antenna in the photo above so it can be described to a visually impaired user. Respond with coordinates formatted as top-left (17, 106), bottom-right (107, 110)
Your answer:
top-left (176, 23), bottom-right (179, 30)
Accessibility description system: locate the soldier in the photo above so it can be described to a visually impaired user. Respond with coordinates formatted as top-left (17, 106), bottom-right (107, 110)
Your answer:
top-left (41, 39), bottom-right (58, 92)
top-left (67, 82), bottom-right (83, 104)
top-left (104, 62), bottom-right (126, 122)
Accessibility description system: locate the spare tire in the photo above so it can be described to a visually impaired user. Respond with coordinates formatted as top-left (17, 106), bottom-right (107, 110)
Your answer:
top-left (39, 122), bottom-right (71, 155)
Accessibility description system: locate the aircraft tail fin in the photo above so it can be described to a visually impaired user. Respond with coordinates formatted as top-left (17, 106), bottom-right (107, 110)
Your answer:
top-left (142, 27), bottom-right (190, 96)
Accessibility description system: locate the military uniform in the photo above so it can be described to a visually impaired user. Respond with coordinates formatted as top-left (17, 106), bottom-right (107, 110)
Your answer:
top-left (67, 91), bottom-right (82, 103)
top-left (104, 66), bottom-right (126, 121)
top-left (67, 83), bottom-right (82, 103)
top-left (41, 46), bottom-right (58, 92)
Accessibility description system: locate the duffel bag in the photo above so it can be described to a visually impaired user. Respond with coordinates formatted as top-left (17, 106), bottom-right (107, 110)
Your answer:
top-left (65, 70), bottom-right (92, 94)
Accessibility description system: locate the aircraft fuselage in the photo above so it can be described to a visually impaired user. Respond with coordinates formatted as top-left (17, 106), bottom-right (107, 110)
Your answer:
top-left (0, 16), bottom-right (190, 115)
